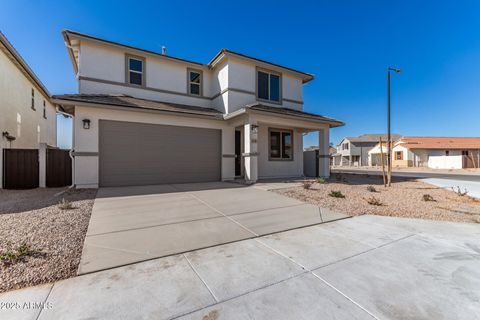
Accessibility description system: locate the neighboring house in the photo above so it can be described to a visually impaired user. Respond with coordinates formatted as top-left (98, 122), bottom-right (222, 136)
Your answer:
top-left (333, 134), bottom-right (401, 167)
top-left (53, 30), bottom-right (344, 188)
top-left (394, 137), bottom-right (480, 169)
top-left (369, 137), bottom-right (480, 169)
top-left (0, 31), bottom-right (57, 188)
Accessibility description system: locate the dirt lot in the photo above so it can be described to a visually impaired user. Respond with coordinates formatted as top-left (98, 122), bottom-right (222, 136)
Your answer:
top-left (0, 188), bottom-right (96, 293)
top-left (275, 173), bottom-right (480, 224)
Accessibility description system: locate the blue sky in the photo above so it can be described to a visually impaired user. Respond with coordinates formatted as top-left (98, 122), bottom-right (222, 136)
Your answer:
top-left (1, 0), bottom-right (479, 149)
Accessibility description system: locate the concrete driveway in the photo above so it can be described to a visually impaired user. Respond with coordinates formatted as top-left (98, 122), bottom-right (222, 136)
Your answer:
top-left (3, 215), bottom-right (479, 320)
top-left (79, 181), bottom-right (347, 274)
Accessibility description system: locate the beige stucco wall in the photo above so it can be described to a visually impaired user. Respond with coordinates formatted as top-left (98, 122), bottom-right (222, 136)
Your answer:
top-left (0, 46), bottom-right (57, 188)
top-left (75, 40), bottom-right (305, 115)
top-left (0, 48), bottom-right (57, 149)
top-left (73, 105), bottom-right (235, 188)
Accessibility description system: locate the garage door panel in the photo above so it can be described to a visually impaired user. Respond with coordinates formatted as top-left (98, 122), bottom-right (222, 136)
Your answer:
top-left (99, 120), bottom-right (221, 187)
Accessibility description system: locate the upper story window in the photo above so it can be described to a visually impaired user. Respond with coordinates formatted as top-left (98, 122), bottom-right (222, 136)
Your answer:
top-left (43, 100), bottom-right (47, 119)
top-left (188, 69), bottom-right (202, 96)
top-left (257, 69), bottom-right (281, 103)
top-left (269, 129), bottom-right (293, 160)
top-left (342, 143), bottom-right (349, 150)
top-left (31, 89), bottom-right (35, 110)
top-left (126, 55), bottom-right (145, 86)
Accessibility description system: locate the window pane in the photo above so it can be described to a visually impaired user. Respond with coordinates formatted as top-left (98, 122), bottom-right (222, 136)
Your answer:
top-left (270, 131), bottom-right (281, 158)
top-left (270, 74), bottom-right (280, 102)
top-left (129, 72), bottom-right (142, 85)
top-left (282, 132), bottom-right (292, 159)
top-left (257, 71), bottom-right (269, 100)
top-left (129, 58), bottom-right (143, 72)
top-left (190, 71), bottom-right (201, 83)
top-left (190, 83), bottom-right (200, 95)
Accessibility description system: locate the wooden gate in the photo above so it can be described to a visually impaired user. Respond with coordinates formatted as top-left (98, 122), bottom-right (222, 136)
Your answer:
top-left (2, 149), bottom-right (39, 189)
top-left (46, 149), bottom-right (72, 187)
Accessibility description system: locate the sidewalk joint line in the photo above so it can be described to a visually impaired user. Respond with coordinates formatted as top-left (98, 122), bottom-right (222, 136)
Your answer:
top-left (183, 254), bottom-right (219, 303)
top-left (35, 283), bottom-right (54, 320)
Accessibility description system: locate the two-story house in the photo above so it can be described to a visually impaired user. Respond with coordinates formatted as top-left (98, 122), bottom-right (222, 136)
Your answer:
top-left (53, 30), bottom-right (344, 188)
top-left (333, 134), bottom-right (401, 167)
top-left (0, 31), bottom-right (57, 188)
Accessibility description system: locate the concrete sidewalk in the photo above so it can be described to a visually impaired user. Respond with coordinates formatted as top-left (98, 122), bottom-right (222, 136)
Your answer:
top-left (2, 215), bottom-right (479, 320)
top-left (422, 178), bottom-right (480, 199)
top-left (79, 182), bottom-right (347, 274)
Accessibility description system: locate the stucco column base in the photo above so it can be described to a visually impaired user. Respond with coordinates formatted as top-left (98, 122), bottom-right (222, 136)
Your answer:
top-left (318, 128), bottom-right (330, 178)
top-left (243, 122), bottom-right (258, 183)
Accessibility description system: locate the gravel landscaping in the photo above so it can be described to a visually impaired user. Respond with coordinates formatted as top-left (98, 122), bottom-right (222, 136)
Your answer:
top-left (275, 173), bottom-right (480, 224)
top-left (0, 188), bottom-right (96, 293)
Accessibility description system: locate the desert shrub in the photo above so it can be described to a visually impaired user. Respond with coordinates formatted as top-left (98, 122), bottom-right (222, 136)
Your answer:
top-left (367, 185), bottom-right (377, 193)
top-left (422, 194), bottom-right (435, 202)
top-left (317, 178), bottom-right (327, 184)
top-left (329, 190), bottom-right (345, 198)
top-left (0, 243), bottom-right (36, 265)
top-left (58, 198), bottom-right (74, 210)
top-left (452, 186), bottom-right (468, 196)
top-left (366, 196), bottom-right (383, 206)
top-left (302, 181), bottom-right (313, 190)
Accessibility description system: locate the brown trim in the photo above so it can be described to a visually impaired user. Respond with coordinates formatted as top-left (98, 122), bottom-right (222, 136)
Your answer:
top-left (268, 128), bottom-right (294, 161)
top-left (187, 68), bottom-right (203, 97)
top-left (209, 49), bottom-right (314, 83)
top-left (256, 67), bottom-right (282, 105)
top-left (283, 98), bottom-right (303, 105)
top-left (79, 76), bottom-right (211, 100)
top-left (125, 54), bottom-right (146, 87)
top-left (63, 30), bottom-right (206, 68)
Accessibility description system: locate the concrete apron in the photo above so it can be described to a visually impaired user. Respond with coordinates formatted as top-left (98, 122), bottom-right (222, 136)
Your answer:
top-left (3, 215), bottom-right (479, 320)
top-left (78, 182), bottom-right (348, 275)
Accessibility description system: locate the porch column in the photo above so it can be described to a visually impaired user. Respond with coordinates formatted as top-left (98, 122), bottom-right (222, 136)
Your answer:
top-left (243, 122), bottom-right (258, 183)
top-left (318, 127), bottom-right (330, 178)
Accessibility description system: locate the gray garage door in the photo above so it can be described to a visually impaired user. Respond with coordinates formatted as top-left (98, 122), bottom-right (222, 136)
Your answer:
top-left (99, 120), bottom-right (221, 187)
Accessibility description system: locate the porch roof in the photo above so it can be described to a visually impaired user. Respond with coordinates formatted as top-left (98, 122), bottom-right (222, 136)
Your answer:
top-left (225, 103), bottom-right (345, 128)
top-left (51, 94), bottom-right (224, 119)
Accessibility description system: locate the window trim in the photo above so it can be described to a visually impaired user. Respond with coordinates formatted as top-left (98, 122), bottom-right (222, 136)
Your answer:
top-left (125, 54), bottom-right (146, 87)
top-left (268, 128), bottom-right (294, 161)
top-left (187, 68), bottom-right (203, 96)
top-left (31, 88), bottom-right (35, 110)
top-left (256, 67), bottom-right (282, 105)
top-left (395, 151), bottom-right (403, 160)
top-left (43, 100), bottom-right (47, 119)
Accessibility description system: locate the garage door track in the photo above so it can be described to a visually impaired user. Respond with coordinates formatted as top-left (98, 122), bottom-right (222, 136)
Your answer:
top-left (79, 182), bottom-right (347, 274)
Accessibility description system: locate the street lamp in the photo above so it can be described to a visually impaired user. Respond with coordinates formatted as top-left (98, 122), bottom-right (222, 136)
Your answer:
top-left (387, 67), bottom-right (401, 186)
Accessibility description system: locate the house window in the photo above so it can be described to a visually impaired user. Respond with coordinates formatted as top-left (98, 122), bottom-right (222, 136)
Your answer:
top-left (342, 143), bottom-right (349, 150)
top-left (31, 89), bottom-right (35, 110)
top-left (395, 151), bottom-right (403, 160)
top-left (257, 70), bottom-right (281, 103)
top-left (43, 100), bottom-right (47, 119)
top-left (269, 129), bottom-right (293, 160)
top-left (188, 69), bottom-right (202, 96)
top-left (445, 150), bottom-right (450, 156)
top-left (462, 150), bottom-right (469, 156)
top-left (126, 55), bottom-right (144, 86)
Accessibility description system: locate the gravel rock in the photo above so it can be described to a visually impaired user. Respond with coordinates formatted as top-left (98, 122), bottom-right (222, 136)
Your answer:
top-left (275, 174), bottom-right (480, 224)
top-left (0, 188), bottom-right (96, 293)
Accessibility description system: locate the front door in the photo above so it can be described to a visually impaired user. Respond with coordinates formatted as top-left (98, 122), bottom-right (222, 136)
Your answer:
top-left (235, 130), bottom-right (241, 176)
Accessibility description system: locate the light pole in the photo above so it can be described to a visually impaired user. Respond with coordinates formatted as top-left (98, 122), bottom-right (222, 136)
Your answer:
top-left (387, 67), bottom-right (401, 186)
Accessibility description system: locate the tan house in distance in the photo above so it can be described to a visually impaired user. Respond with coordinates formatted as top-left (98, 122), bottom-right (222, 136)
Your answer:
top-left (368, 137), bottom-right (480, 169)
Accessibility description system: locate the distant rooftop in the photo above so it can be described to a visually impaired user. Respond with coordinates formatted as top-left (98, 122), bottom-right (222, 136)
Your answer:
top-left (397, 137), bottom-right (480, 150)
top-left (341, 134), bottom-right (402, 144)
